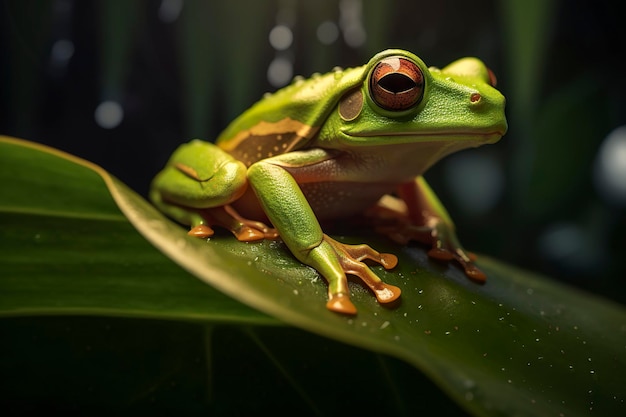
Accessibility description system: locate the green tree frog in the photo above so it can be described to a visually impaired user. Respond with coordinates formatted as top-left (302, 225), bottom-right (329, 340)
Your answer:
top-left (150, 49), bottom-right (507, 315)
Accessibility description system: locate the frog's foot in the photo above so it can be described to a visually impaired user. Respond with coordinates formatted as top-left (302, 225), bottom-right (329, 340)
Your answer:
top-left (424, 228), bottom-right (485, 282)
top-left (378, 218), bottom-right (485, 282)
top-left (320, 235), bottom-right (402, 315)
top-left (188, 205), bottom-right (278, 242)
top-left (368, 202), bottom-right (485, 282)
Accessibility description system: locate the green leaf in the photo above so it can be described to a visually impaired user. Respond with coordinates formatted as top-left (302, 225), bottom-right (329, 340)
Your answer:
top-left (0, 136), bottom-right (272, 324)
top-left (1, 136), bottom-right (625, 416)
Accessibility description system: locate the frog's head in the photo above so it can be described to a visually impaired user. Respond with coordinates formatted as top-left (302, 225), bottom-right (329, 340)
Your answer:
top-left (321, 49), bottom-right (507, 152)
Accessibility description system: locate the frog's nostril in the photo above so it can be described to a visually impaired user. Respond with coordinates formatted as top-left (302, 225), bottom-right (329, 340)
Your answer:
top-left (470, 93), bottom-right (482, 103)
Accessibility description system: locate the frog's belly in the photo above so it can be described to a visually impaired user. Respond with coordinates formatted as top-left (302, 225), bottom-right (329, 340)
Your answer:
top-left (232, 181), bottom-right (395, 222)
top-left (298, 181), bottom-right (395, 220)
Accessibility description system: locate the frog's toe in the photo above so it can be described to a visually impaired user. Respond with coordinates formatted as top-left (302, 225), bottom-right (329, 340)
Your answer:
top-left (234, 226), bottom-right (267, 242)
top-left (232, 224), bottom-right (279, 242)
top-left (427, 247), bottom-right (454, 261)
top-left (326, 293), bottom-right (357, 315)
top-left (342, 242), bottom-right (399, 270)
top-left (460, 261), bottom-right (487, 283)
top-left (188, 224), bottom-right (215, 238)
top-left (429, 246), bottom-right (486, 283)
top-left (373, 283), bottom-right (402, 304)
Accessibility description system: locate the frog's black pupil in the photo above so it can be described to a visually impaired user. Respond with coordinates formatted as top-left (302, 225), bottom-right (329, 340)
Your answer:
top-left (378, 73), bottom-right (416, 93)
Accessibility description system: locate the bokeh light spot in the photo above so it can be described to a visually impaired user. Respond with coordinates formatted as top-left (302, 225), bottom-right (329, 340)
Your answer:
top-left (443, 152), bottom-right (504, 215)
top-left (594, 125), bottom-right (626, 206)
top-left (50, 39), bottom-right (74, 65)
top-left (269, 25), bottom-right (293, 51)
top-left (317, 21), bottom-right (339, 45)
top-left (94, 100), bottom-right (124, 129)
top-left (267, 57), bottom-right (293, 87)
top-left (158, 0), bottom-right (183, 23)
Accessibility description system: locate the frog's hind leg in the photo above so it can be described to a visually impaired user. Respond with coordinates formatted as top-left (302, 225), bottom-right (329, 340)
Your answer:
top-left (150, 140), bottom-right (278, 242)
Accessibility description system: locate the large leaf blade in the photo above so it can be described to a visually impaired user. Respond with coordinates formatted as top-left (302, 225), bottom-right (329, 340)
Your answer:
top-left (1, 136), bottom-right (624, 416)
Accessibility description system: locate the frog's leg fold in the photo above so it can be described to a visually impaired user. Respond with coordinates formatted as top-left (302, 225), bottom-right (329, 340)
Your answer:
top-left (370, 176), bottom-right (486, 282)
top-left (248, 151), bottom-right (401, 315)
top-left (150, 140), bottom-right (277, 242)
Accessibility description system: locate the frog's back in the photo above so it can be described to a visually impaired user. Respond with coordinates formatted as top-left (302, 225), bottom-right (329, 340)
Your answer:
top-left (217, 65), bottom-right (365, 166)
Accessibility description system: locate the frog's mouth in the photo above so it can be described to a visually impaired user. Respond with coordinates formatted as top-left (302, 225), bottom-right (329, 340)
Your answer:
top-left (341, 128), bottom-right (506, 146)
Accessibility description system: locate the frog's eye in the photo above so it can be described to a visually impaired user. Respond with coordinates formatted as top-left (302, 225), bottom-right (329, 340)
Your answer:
top-left (369, 56), bottom-right (424, 111)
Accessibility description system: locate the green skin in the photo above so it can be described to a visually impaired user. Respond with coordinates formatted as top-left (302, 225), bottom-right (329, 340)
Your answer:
top-left (150, 49), bottom-right (507, 315)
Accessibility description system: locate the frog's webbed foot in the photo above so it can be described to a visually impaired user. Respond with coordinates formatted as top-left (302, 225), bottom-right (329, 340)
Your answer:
top-left (368, 199), bottom-right (486, 282)
top-left (317, 235), bottom-right (402, 315)
top-left (417, 218), bottom-right (485, 282)
top-left (188, 205), bottom-right (279, 242)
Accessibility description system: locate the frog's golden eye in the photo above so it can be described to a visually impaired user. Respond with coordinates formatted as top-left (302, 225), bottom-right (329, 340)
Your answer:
top-left (369, 56), bottom-right (424, 111)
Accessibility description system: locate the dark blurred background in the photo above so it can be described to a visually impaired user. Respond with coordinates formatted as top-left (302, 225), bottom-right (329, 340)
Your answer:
top-left (1, 0), bottom-right (625, 304)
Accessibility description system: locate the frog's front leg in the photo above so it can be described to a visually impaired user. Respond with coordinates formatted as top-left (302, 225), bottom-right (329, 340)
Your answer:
top-left (371, 176), bottom-right (486, 282)
top-left (150, 140), bottom-right (277, 241)
top-left (247, 150), bottom-right (401, 315)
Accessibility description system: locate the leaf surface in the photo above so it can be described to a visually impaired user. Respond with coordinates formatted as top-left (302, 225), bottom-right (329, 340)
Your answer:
top-left (1, 136), bottom-right (625, 416)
